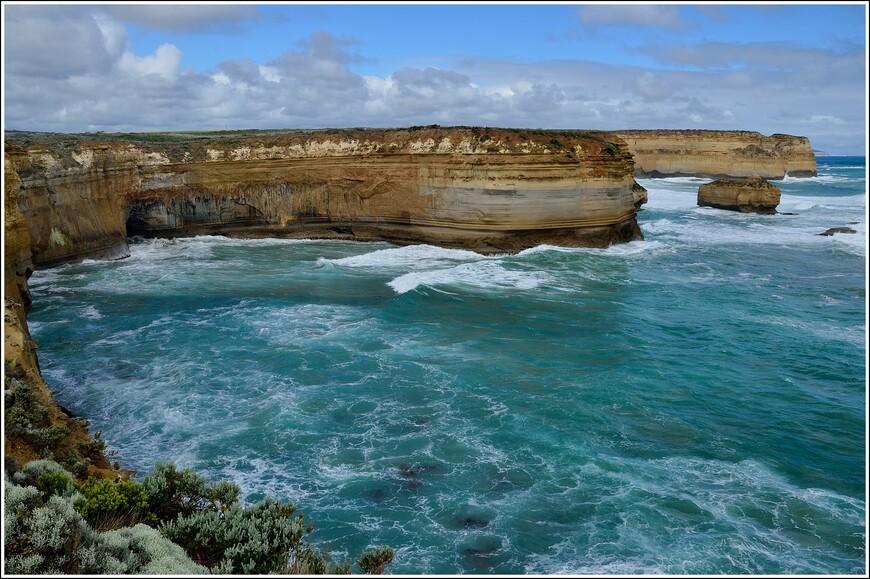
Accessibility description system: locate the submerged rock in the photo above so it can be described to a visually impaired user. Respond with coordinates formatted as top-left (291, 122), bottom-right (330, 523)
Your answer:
top-left (818, 227), bottom-right (857, 236)
top-left (697, 176), bottom-right (781, 214)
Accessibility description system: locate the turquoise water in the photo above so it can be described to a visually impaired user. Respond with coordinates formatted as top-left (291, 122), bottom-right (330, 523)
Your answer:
top-left (28, 157), bottom-right (867, 574)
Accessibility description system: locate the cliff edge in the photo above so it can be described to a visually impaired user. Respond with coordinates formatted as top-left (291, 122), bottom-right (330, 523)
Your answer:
top-left (613, 129), bottom-right (817, 179)
top-left (6, 127), bottom-right (646, 268)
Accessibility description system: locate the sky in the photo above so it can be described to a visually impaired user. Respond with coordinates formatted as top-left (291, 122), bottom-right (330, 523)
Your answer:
top-left (2, 2), bottom-right (867, 154)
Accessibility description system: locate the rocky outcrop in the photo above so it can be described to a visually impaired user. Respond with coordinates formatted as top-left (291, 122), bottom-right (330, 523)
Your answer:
top-left (818, 227), bottom-right (857, 236)
top-left (612, 130), bottom-right (817, 179)
top-left (697, 176), bottom-right (782, 214)
top-left (5, 128), bottom-right (646, 264)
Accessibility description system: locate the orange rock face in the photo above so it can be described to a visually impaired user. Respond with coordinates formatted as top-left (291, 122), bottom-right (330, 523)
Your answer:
top-left (6, 128), bottom-right (646, 266)
top-left (697, 176), bottom-right (782, 214)
top-left (613, 130), bottom-right (817, 179)
top-left (4, 153), bottom-right (120, 478)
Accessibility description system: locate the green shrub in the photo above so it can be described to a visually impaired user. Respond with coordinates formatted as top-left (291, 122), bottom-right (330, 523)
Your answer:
top-left (98, 524), bottom-right (208, 575)
top-left (4, 459), bottom-right (394, 575)
top-left (78, 432), bottom-right (106, 459)
top-left (160, 497), bottom-right (314, 573)
top-left (141, 461), bottom-right (239, 521)
top-left (4, 379), bottom-right (69, 452)
top-left (37, 471), bottom-right (76, 499)
top-left (358, 546), bottom-right (395, 575)
top-left (11, 458), bottom-right (74, 485)
top-left (74, 478), bottom-right (153, 530)
top-left (3, 471), bottom-right (207, 575)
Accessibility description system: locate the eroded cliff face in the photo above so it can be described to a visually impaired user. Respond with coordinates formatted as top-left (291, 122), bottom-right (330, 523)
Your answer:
top-left (4, 156), bottom-right (119, 478)
top-left (613, 130), bottom-right (817, 179)
top-left (7, 128), bottom-right (646, 266)
top-left (3, 127), bottom-right (649, 473)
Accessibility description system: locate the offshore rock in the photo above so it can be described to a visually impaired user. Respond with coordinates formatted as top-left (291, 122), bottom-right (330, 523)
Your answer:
top-left (697, 176), bottom-right (782, 214)
top-left (613, 129), bottom-right (817, 179)
top-left (818, 227), bottom-right (857, 236)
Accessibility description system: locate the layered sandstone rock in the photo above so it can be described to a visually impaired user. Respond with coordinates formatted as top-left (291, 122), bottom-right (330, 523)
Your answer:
top-left (697, 176), bottom-right (782, 214)
top-left (3, 127), bottom-right (651, 471)
top-left (613, 130), bottom-right (817, 179)
top-left (4, 158), bottom-right (119, 478)
top-left (6, 128), bottom-right (646, 264)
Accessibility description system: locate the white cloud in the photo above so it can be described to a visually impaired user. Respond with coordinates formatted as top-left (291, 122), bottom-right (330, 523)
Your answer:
top-left (119, 44), bottom-right (182, 82)
top-left (3, 5), bottom-right (125, 78)
top-left (633, 71), bottom-right (676, 102)
top-left (808, 115), bottom-right (846, 125)
top-left (2, 5), bottom-right (864, 154)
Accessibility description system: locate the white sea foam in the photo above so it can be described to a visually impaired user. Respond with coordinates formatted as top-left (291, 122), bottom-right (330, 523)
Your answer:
top-left (514, 240), bottom-right (666, 258)
top-left (327, 243), bottom-right (492, 270)
top-left (90, 316), bottom-right (175, 346)
top-left (641, 209), bottom-right (867, 257)
top-left (80, 305), bottom-right (103, 319)
top-left (598, 239), bottom-right (669, 257)
top-left (751, 314), bottom-right (865, 348)
top-left (639, 176), bottom-right (713, 186)
top-left (779, 192), bottom-right (866, 211)
top-left (388, 261), bottom-right (550, 294)
top-left (780, 174), bottom-right (863, 184)
top-left (525, 456), bottom-right (865, 575)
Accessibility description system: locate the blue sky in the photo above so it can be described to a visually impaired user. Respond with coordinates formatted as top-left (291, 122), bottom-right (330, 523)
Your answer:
top-left (3, 2), bottom-right (868, 154)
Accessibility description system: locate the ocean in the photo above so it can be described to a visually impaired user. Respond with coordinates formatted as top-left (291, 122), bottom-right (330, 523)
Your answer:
top-left (27, 156), bottom-right (867, 574)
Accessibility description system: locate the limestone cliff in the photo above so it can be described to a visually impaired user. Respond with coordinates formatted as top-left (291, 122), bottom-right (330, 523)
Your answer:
top-left (613, 130), bottom-right (817, 179)
top-left (4, 156), bottom-right (119, 479)
top-left (4, 127), bottom-right (649, 473)
top-left (6, 128), bottom-right (646, 266)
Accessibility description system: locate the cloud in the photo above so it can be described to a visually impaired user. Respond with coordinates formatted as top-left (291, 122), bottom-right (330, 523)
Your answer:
top-left (2, 6), bottom-right (864, 153)
top-left (100, 5), bottom-right (260, 32)
top-left (366, 67), bottom-right (507, 125)
top-left (3, 5), bottom-right (126, 78)
top-left (577, 5), bottom-right (684, 29)
top-left (808, 114), bottom-right (846, 126)
top-left (632, 71), bottom-right (677, 102)
top-left (119, 44), bottom-right (183, 82)
top-left (647, 41), bottom-right (864, 75)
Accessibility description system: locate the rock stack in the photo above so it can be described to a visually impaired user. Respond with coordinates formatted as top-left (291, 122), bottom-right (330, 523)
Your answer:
top-left (697, 176), bottom-right (781, 214)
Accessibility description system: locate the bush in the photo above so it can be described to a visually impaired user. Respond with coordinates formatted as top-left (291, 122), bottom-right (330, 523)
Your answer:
top-left (74, 478), bottom-right (154, 530)
top-left (4, 379), bottom-right (69, 453)
top-left (37, 471), bottom-right (76, 500)
top-left (3, 471), bottom-right (207, 575)
top-left (4, 459), bottom-right (394, 575)
top-left (141, 461), bottom-right (239, 520)
top-left (11, 458), bottom-right (74, 486)
top-left (160, 497), bottom-right (320, 573)
top-left (98, 524), bottom-right (208, 575)
top-left (358, 546), bottom-right (395, 575)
